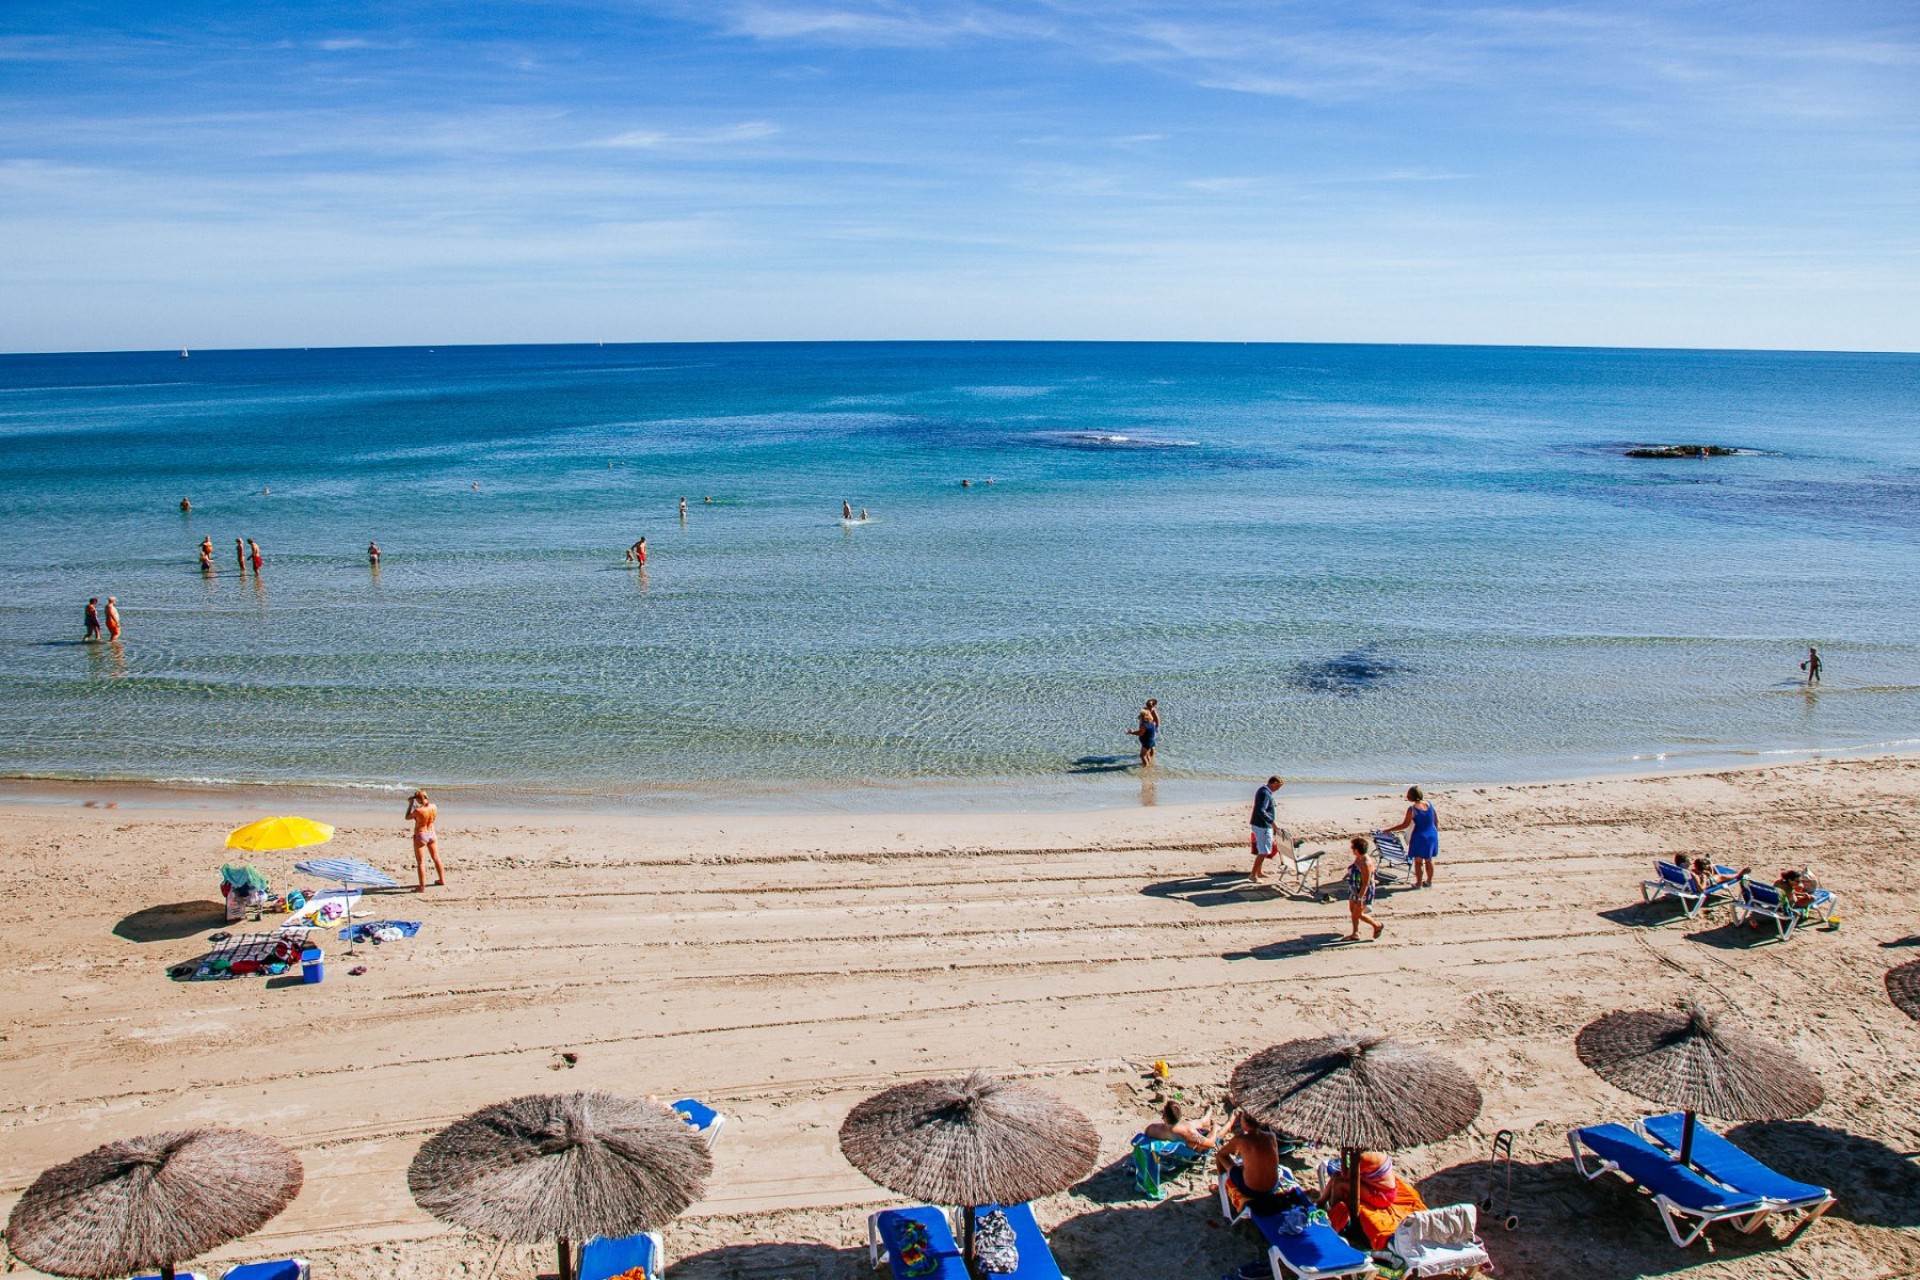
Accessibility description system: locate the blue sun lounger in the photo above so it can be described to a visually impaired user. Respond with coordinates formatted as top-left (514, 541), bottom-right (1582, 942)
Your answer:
top-left (1732, 880), bottom-right (1836, 941)
top-left (670, 1096), bottom-right (727, 1148)
top-left (579, 1231), bottom-right (663, 1280)
top-left (1217, 1173), bottom-right (1372, 1280)
top-left (1570, 1124), bottom-right (1771, 1247)
top-left (223, 1263), bottom-right (309, 1280)
top-left (1641, 861), bottom-right (1740, 918)
top-left (1638, 1113), bottom-right (1834, 1224)
top-left (1249, 1207), bottom-right (1373, 1280)
top-left (868, 1206), bottom-right (969, 1280)
top-left (969, 1203), bottom-right (1069, 1279)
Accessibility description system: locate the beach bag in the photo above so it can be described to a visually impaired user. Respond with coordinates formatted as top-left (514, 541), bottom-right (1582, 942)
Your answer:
top-left (975, 1209), bottom-right (1020, 1275)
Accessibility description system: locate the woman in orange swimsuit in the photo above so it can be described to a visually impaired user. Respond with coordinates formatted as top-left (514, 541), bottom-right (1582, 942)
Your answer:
top-left (407, 790), bottom-right (446, 891)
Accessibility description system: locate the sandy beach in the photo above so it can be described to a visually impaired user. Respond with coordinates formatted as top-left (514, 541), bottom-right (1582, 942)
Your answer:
top-left (2, 755), bottom-right (1916, 1280)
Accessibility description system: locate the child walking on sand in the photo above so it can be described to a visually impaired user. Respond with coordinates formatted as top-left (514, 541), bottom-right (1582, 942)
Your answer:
top-left (1345, 836), bottom-right (1384, 940)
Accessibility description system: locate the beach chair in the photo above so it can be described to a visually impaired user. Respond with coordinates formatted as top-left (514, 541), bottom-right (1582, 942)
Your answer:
top-left (968, 1203), bottom-right (1069, 1279)
top-left (1131, 1133), bottom-right (1202, 1198)
top-left (670, 1096), bottom-right (727, 1148)
top-left (1272, 842), bottom-right (1332, 901)
top-left (1247, 1205), bottom-right (1374, 1280)
top-left (579, 1231), bottom-right (663, 1280)
top-left (1386, 1204), bottom-right (1490, 1277)
top-left (223, 1263), bottom-right (309, 1280)
top-left (1731, 880), bottom-right (1835, 941)
top-left (1568, 1124), bottom-right (1771, 1247)
top-left (1370, 832), bottom-right (1413, 888)
top-left (1638, 1113), bottom-right (1834, 1225)
top-left (868, 1206), bottom-right (969, 1280)
top-left (1640, 861), bottom-right (1739, 919)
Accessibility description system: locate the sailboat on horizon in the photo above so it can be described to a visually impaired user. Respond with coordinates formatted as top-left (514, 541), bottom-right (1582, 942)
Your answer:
top-left (179, 347), bottom-right (190, 359)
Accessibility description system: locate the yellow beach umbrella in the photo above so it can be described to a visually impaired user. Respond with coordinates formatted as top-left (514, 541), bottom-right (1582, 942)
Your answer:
top-left (225, 816), bottom-right (334, 852)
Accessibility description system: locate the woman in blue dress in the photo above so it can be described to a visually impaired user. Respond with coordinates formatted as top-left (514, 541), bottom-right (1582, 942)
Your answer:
top-left (1384, 786), bottom-right (1440, 888)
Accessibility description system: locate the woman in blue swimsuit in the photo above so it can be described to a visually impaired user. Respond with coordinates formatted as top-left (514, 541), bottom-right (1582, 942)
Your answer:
top-left (1384, 786), bottom-right (1440, 888)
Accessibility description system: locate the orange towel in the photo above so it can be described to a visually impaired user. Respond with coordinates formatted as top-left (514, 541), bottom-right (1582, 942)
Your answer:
top-left (1328, 1178), bottom-right (1428, 1250)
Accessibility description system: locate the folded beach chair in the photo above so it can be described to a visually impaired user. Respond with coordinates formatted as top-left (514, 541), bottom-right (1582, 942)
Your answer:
top-left (1638, 1113), bottom-right (1834, 1224)
top-left (222, 1263), bottom-right (308, 1280)
top-left (670, 1096), bottom-right (727, 1148)
top-left (1640, 861), bottom-right (1740, 919)
top-left (1569, 1124), bottom-right (1771, 1247)
top-left (1387, 1204), bottom-right (1490, 1277)
top-left (868, 1206), bottom-right (969, 1280)
top-left (968, 1203), bottom-right (1069, 1280)
top-left (1731, 880), bottom-right (1836, 941)
top-left (1132, 1133), bottom-right (1202, 1198)
top-left (579, 1231), bottom-right (663, 1280)
top-left (1370, 831), bottom-right (1412, 888)
top-left (1249, 1205), bottom-right (1374, 1280)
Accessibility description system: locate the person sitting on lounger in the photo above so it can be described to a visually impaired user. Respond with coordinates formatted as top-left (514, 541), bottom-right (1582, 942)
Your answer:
top-left (1775, 869), bottom-right (1829, 919)
top-left (1214, 1112), bottom-right (1298, 1215)
top-left (1144, 1099), bottom-right (1218, 1152)
top-left (1318, 1152), bottom-right (1427, 1250)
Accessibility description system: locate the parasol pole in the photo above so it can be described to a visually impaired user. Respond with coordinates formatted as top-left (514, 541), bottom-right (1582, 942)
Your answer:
top-left (1345, 1147), bottom-right (1362, 1247)
top-left (961, 1204), bottom-right (975, 1273)
top-left (1678, 1111), bottom-right (1697, 1169)
top-left (556, 1236), bottom-right (571, 1280)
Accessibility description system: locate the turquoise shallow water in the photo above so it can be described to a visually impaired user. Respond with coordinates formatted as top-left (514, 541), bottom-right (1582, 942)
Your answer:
top-left (2, 342), bottom-right (1917, 808)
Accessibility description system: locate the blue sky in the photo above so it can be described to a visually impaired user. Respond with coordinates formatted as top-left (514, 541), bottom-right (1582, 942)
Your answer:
top-left (3, 1), bottom-right (1916, 351)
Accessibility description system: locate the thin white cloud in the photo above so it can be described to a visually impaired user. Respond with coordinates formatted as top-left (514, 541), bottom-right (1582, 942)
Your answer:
top-left (597, 121), bottom-right (782, 149)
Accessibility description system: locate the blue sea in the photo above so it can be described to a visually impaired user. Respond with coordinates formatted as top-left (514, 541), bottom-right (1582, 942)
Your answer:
top-left (2, 342), bottom-right (1917, 809)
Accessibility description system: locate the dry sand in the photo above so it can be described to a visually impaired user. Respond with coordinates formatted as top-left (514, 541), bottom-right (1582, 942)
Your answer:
top-left (1, 756), bottom-right (1917, 1280)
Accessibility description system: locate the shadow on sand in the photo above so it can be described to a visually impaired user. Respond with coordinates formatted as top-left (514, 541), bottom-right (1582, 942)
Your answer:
top-left (666, 1241), bottom-right (867, 1279)
top-left (1418, 1154), bottom-right (1805, 1279)
top-left (1725, 1121), bottom-right (1920, 1228)
top-left (1067, 754), bottom-right (1135, 775)
top-left (114, 900), bottom-right (227, 943)
top-left (1142, 871), bottom-right (1268, 909)
top-left (1050, 1188), bottom-right (1252, 1279)
top-left (1223, 932), bottom-right (1354, 961)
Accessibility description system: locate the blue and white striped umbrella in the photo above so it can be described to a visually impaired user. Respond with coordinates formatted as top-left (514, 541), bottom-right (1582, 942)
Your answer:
top-left (295, 857), bottom-right (400, 888)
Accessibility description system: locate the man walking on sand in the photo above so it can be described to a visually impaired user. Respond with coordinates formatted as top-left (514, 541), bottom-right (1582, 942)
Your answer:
top-left (1249, 775), bottom-right (1284, 883)
top-left (407, 789), bottom-right (446, 891)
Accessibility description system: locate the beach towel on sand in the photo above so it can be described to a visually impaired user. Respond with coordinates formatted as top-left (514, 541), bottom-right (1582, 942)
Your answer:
top-left (339, 920), bottom-right (423, 942)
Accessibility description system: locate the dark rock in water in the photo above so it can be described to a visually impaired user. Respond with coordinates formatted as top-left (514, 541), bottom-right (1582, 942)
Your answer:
top-left (1625, 444), bottom-right (1738, 459)
top-left (1290, 645), bottom-right (1402, 695)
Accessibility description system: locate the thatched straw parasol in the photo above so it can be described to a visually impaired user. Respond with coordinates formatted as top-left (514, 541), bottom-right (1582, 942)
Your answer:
top-left (408, 1092), bottom-right (711, 1280)
top-left (839, 1070), bottom-right (1098, 1259)
top-left (1575, 1002), bottom-right (1823, 1167)
top-left (1887, 959), bottom-right (1920, 1022)
top-left (1230, 1031), bottom-right (1482, 1238)
top-left (5, 1129), bottom-right (302, 1280)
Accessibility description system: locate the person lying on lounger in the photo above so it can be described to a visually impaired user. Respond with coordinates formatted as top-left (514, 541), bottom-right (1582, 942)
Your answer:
top-left (1690, 857), bottom-right (1747, 895)
top-left (1144, 1099), bottom-right (1218, 1152)
top-left (1317, 1152), bottom-right (1427, 1250)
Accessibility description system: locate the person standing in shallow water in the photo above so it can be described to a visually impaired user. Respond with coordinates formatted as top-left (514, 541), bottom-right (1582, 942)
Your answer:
top-left (103, 596), bottom-right (122, 640)
top-left (235, 537), bottom-right (248, 575)
top-left (1801, 646), bottom-right (1822, 687)
top-left (1382, 786), bottom-right (1440, 888)
top-left (1127, 698), bottom-right (1160, 767)
top-left (83, 598), bottom-right (101, 642)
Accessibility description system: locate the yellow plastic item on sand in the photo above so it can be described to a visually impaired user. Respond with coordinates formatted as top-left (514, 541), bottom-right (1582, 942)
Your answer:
top-left (225, 815), bottom-right (335, 852)
top-left (1153, 1060), bottom-right (1170, 1079)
